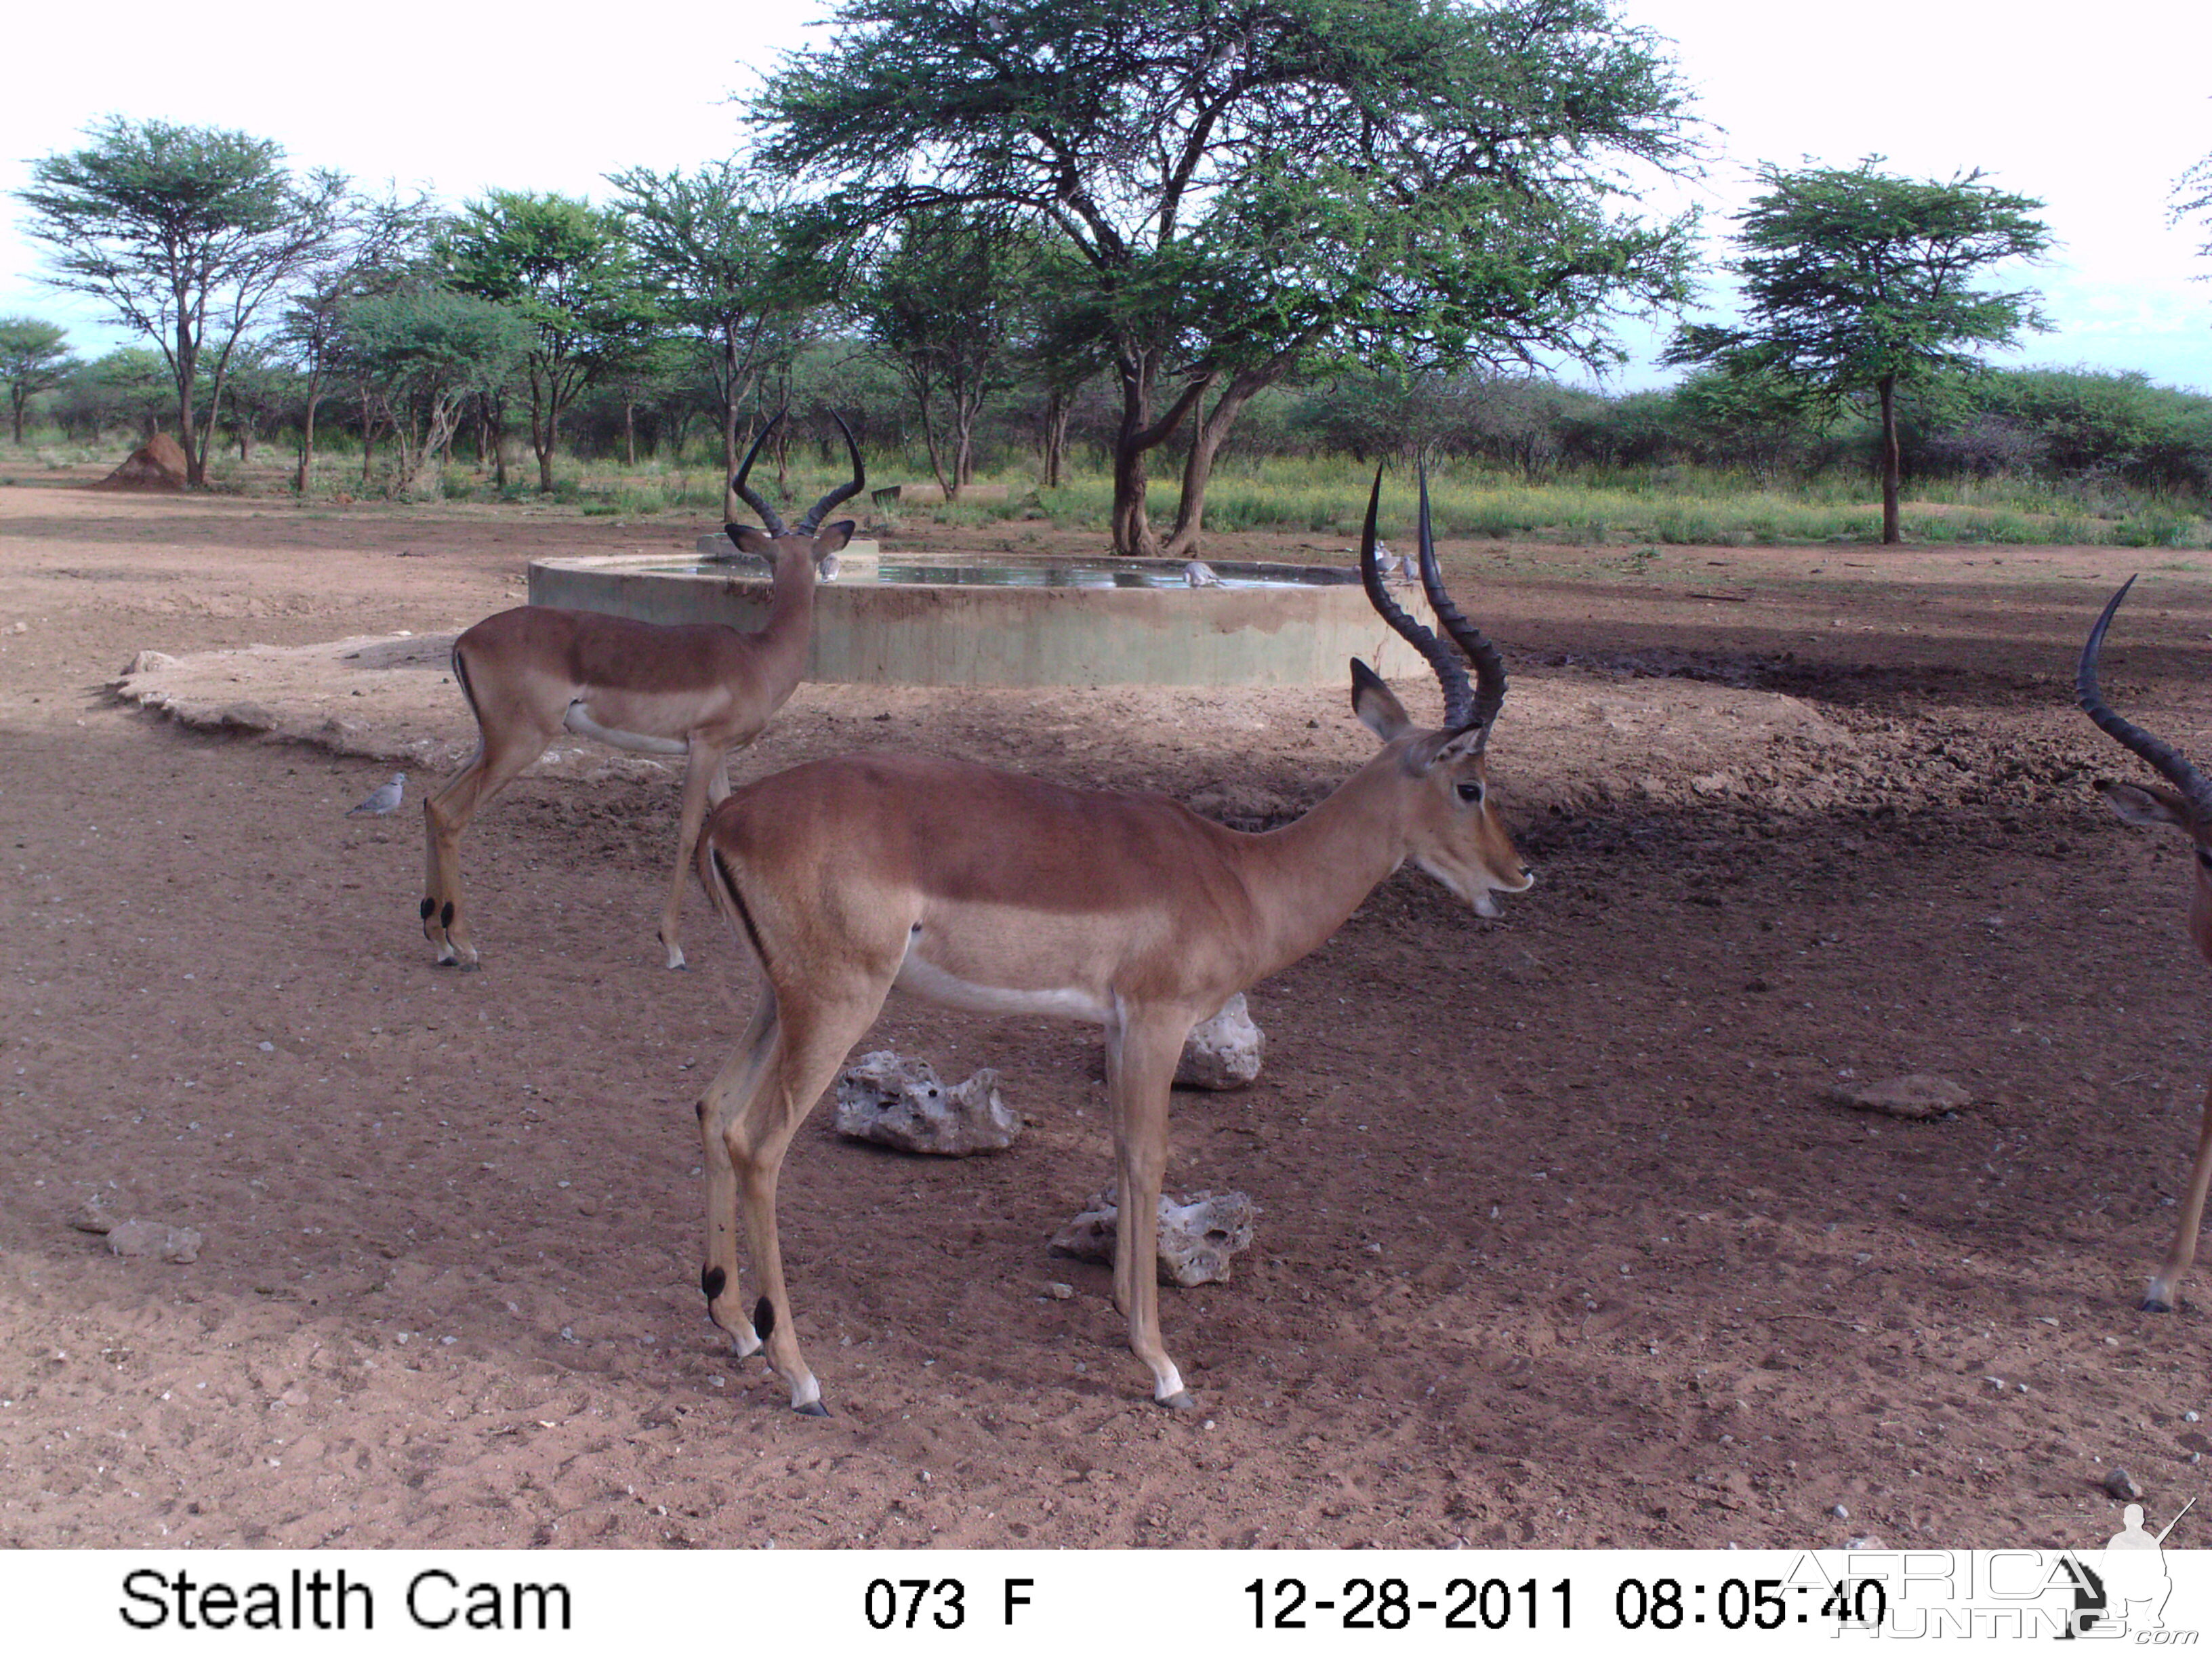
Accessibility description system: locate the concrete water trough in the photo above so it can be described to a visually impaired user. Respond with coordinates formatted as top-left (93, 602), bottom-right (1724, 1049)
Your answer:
top-left (528, 547), bottom-right (1448, 687)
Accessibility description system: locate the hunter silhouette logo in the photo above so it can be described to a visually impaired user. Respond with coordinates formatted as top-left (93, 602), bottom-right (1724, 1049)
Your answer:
top-left (2060, 1495), bottom-right (2193, 1639)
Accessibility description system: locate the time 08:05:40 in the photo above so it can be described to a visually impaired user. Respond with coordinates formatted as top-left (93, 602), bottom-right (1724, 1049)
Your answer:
top-left (1245, 1576), bottom-right (1570, 1631)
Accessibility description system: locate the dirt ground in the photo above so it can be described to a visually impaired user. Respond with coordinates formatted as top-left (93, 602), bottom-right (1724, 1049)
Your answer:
top-left (6, 467), bottom-right (2212, 1552)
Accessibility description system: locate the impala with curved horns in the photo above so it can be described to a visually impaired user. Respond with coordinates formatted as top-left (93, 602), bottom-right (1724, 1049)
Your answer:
top-left (689, 466), bottom-right (1533, 1414)
top-left (2079, 574), bottom-right (2212, 1312)
top-left (421, 411), bottom-right (864, 970)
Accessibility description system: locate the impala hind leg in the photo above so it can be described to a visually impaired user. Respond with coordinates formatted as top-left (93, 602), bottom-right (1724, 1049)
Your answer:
top-left (698, 989), bottom-right (780, 1357)
top-left (726, 977), bottom-right (892, 1414)
top-left (421, 724), bottom-right (552, 968)
top-left (1105, 1012), bottom-right (1200, 1410)
top-left (2145, 1075), bottom-right (2212, 1312)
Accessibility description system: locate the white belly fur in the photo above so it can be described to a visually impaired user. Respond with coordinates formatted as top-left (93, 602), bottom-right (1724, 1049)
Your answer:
top-left (564, 701), bottom-right (689, 756)
top-left (893, 949), bottom-right (1112, 1023)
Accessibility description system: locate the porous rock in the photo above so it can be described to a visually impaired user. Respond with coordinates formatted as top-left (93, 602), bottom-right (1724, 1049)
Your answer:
top-left (1176, 993), bottom-right (1265, 1090)
top-left (1824, 1073), bottom-right (1971, 1120)
top-left (104, 1218), bottom-right (203, 1263)
top-left (1049, 1186), bottom-right (1258, 1286)
top-left (834, 1050), bottom-right (1021, 1155)
top-left (2104, 1466), bottom-right (2145, 1502)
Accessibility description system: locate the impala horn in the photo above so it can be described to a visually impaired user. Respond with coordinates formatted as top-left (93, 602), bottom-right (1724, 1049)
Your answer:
top-left (728, 411), bottom-right (787, 540)
top-left (1413, 465), bottom-right (1507, 733)
top-left (795, 413), bottom-right (867, 535)
top-left (2078, 575), bottom-right (2212, 816)
top-left (1358, 465), bottom-right (1507, 735)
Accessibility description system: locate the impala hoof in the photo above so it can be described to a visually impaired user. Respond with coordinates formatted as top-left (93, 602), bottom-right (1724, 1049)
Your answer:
top-left (1158, 1390), bottom-right (1197, 1412)
top-left (793, 1399), bottom-right (832, 1418)
top-left (2142, 1294), bottom-right (2175, 1314)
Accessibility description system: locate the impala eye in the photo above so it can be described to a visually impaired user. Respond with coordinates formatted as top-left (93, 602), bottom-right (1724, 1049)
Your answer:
top-left (1456, 781), bottom-right (1483, 804)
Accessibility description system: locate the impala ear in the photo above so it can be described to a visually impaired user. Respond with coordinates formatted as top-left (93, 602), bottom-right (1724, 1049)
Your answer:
top-left (724, 524), bottom-right (775, 559)
top-left (815, 519), bottom-right (857, 556)
top-left (2098, 778), bottom-right (2197, 830)
top-left (1405, 723), bottom-right (1487, 775)
top-left (1351, 658), bottom-right (1412, 741)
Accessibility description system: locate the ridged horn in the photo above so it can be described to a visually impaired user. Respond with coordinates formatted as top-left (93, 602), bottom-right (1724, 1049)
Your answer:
top-left (796, 412), bottom-right (866, 535)
top-left (2078, 575), bottom-right (2212, 814)
top-left (1358, 466), bottom-right (1473, 730)
top-left (729, 410), bottom-right (787, 539)
top-left (1414, 464), bottom-right (1507, 733)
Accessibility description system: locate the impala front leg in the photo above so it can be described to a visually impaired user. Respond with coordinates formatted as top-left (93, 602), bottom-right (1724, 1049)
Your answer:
top-left (1105, 1008), bottom-right (1200, 1410)
top-left (2146, 1072), bottom-right (2212, 1312)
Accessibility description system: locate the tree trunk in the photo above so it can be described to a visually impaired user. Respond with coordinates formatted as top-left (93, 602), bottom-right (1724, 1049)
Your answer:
top-left (1163, 363), bottom-right (1284, 558)
top-left (1109, 345), bottom-right (1210, 556)
top-left (915, 376), bottom-right (953, 500)
top-left (623, 399), bottom-right (637, 468)
top-left (1878, 374), bottom-right (1902, 545)
top-left (173, 300), bottom-right (206, 487)
top-left (295, 369), bottom-right (324, 494)
top-left (9, 391), bottom-right (24, 445)
top-left (1041, 386), bottom-right (1069, 489)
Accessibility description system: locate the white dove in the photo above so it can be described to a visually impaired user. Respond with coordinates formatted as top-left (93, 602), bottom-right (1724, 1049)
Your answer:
top-left (347, 773), bottom-right (406, 817)
top-left (1184, 560), bottom-right (1223, 588)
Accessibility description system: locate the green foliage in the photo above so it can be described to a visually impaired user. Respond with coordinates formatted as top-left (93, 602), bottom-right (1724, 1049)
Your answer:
top-left (0, 316), bottom-right (81, 442)
top-left (1667, 158), bottom-right (2052, 396)
top-left (14, 117), bottom-right (349, 481)
top-left (761, 0), bottom-right (1703, 548)
top-left (445, 190), bottom-right (658, 489)
top-left (605, 161), bottom-right (831, 483)
top-left (1667, 156), bottom-right (2051, 541)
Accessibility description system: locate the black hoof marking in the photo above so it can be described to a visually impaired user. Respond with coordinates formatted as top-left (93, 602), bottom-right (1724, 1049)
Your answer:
top-left (794, 1399), bottom-right (831, 1417)
top-left (753, 1296), bottom-right (776, 1340)
top-left (440, 901), bottom-right (455, 928)
top-left (419, 897), bottom-right (436, 921)
top-left (2142, 1296), bottom-right (2175, 1314)
top-left (701, 1265), bottom-right (726, 1302)
top-left (1160, 1391), bottom-right (1197, 1412)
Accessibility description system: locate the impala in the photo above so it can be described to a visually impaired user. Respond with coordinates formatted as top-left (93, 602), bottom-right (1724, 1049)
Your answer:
top-left (421, 413), bottom-right (863, 970)
top-left (2078, 575), bottom-right (2212, 1312)
top-left (690, 467), bottom-right (1533, 1412)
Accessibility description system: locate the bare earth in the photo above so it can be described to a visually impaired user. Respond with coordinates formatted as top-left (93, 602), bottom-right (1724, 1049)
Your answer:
top-left (5, 470), bottom-right (2212, 1551)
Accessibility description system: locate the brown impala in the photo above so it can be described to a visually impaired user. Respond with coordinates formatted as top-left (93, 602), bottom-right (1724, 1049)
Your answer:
top-left (420, 413), bottom-right (863, 970)
top-left (2079, 575), bottom-right (2212, 1313)
top-left (690, 468), bottom-right (1534, 1413)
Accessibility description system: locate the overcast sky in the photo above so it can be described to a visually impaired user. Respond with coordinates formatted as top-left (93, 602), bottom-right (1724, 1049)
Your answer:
top-left (3, 1), bottom-right (2207, 394)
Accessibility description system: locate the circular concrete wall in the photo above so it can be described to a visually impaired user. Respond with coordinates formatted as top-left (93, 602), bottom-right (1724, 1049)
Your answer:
top-left (527, 550), bottom-right (1448, 687)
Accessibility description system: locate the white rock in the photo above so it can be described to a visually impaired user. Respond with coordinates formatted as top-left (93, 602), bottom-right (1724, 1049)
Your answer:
top-left (1176, 994), bottom-right (1265, 1090)
top-left (1050, 1186), bottom-right (1258, 1286)
top-left (833, 1051), bottom-right (1021, 1155)
top-left (1824, 1073), bottom-right (1971, 1120)
top-left (105, 1219), bottom-right (203, 1263)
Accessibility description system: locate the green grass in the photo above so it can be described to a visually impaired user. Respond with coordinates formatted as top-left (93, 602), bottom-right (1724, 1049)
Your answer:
top-left (30, 429), bottom-right (2211, 548)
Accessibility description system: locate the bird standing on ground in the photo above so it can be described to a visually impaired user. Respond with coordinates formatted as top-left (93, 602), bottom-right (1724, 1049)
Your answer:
top-left (347, 773), bottom-right (406, 817)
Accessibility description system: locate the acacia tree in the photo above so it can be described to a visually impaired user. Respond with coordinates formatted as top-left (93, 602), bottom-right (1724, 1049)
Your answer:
top-left (854, 209), bottom-right (1033, 498)
top-left (15, 119), bottom-right (347, 485)
top-left (1666, 158), bottom-right (2051, 544)
top-left (760, 0), bottom-right (1698, 554)
top-left (445, 191), bottom-right (655, 491)
top-left (341, 289), bottom-right (531, 496)
top-left (279, 189), bottom-right (438, 491)
top-left (606, 163), bottom-right (830, 516)
top-left (0, 318), bottom-right (80, 443)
